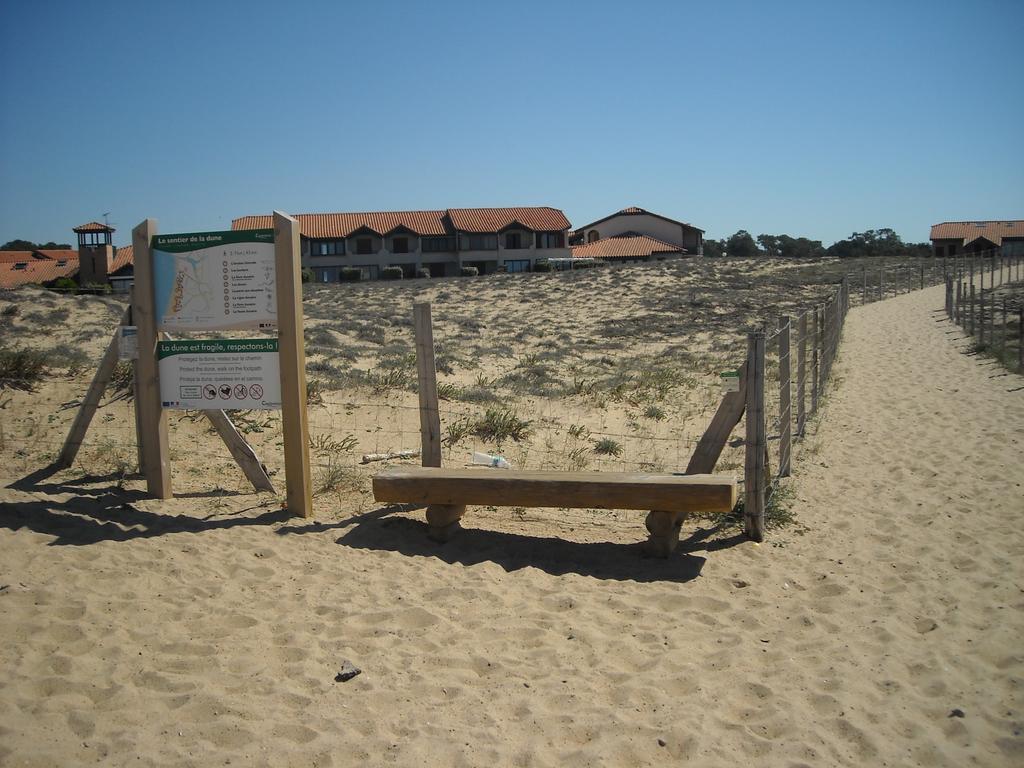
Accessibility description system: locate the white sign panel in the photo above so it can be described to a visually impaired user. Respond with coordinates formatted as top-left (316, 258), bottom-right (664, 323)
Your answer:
top-left (153, 229), bottom-right (276, 332)
top-left (720, 370), bottom-right (740, 393)
top-left (118, 325), bottom-right (138, 360)
top-left (158, 338), bottom-right (280, 410)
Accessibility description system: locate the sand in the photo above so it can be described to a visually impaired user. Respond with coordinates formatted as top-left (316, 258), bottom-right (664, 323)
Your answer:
top-left (1, 281), bottom-right (1022, 767)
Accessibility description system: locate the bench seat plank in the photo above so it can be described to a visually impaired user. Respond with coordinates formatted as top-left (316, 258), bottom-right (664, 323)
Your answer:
top-left (372, 467), bottom-right (736, 514)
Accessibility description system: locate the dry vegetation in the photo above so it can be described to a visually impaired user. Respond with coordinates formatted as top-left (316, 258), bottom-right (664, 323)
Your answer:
top-left (0, 256), bottom-right (953, 514)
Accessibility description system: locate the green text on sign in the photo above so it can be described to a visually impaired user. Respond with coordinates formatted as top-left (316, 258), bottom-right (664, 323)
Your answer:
top-left (157, 338), bottom-right (279, 359)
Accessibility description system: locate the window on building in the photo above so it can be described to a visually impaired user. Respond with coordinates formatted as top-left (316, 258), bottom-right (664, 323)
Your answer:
top-left (505, 233), bottom-right (523, 249)
top-left (587, 231), bottom-right (599, 243)
top-left (422, 236), bottom-right (456, 252)
top-left (356, 237), bottom-right (374, 255)
top-left (14, 262), bottom-right (27, 270)
top-left (536, 232), bottom-right (565, 249)
top-left (466, 234), bottom-right (498, 250)
top-left (57, 260), bottom-right (67, 266)
top-left (312, 239), bottom-right (345, 256)
top-left (392, 237), bottom-right (409, 254)
top-left (504, 259), bottom-right (531, 273)
top-left (949, 244), bottom-right (957, 256)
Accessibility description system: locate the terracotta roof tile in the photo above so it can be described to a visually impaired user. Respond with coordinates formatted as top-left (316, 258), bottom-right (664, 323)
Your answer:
top-left (0, 258), bottom-right (80, 289)
top-left (446, 207), bottom-right (570, 233)
top-left (575, 206), bottom-right (703, 234)
top-left (73, 221), bottom-right (115, 233)
top-left (34, 249), bottom-right (79, 261)
top-left (231, 207), bottom-right (570, 238)
top-left (0, 246), bottom-right (132, 289)
top-left (571, 234), bottom-right (686, 260)
top-left (0, 251), bottom-right (39, 264)
top-left (111, 246), bottom-right (133, 273)
top-left (930, 220), bottom-right (1024, 247)
top-left (233, 210), bottom-right (449, 238)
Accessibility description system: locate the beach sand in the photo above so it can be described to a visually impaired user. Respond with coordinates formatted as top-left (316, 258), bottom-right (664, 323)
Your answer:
top-left (1, 281), bottom-right (1022, 766)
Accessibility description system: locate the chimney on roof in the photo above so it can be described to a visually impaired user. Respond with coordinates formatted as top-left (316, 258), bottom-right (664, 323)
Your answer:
top-left (73, 221), bottom-right (116, 286)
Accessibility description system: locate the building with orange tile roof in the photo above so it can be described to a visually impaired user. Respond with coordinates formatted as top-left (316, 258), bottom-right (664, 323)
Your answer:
top-left (929, 220), bottom-right (1024, 257)
top-left (571, 206), bottom-right (704, 256)
top-left (231, 207), bottom-right (571, 279)
top-left (0, 222), bottom-right (133, 291)
top-left (570, 233), bottom-right (686, 262)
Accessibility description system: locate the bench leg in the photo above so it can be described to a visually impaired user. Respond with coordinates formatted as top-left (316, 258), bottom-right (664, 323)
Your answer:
top-left (643, 510), bottom-right (688, 558)
top-left (425, 504), bottom-right (466, 543)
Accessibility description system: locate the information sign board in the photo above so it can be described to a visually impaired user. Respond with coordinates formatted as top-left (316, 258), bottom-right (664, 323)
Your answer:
top-left (153, 229), bottom-right (276, 331)
top-left (158, 338), bottom-right (280, 410)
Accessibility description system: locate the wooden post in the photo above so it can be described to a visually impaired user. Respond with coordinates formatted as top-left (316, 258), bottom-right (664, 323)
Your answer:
top-left (955, 280), bottom-right (962, 324)
top-left (744, 330), bottom-right (766, 542)
top-left (132, 219), bottom-right (172, 498)
top-left (57, 307), bottom-right (131, 468)
top-left (129, 301), bottom-right (144, 473)
top-left (879, 267), bottom-right (884, 300)
top-left (1001, 299), bottom-right (1007, 358)
top-left (819, 301), bottom-right (828, 386)
top-left (778, 316), bottom-right (791, 477)
top-left (862, 267), bottom-right (867, 304)
top-left (205, 410), bottom-right (277, 493)
top-left (919, 264), bottom-right (924, 290)
top-left (413, 302), bottom-right (443, 467)
top-left (273, 211), bottom-right (313, 518)
top-left (969, 284), bottom-right (975, 337)
top-left (797, 312), bottom-right (807, 435)
top-left (1020, 309), bottom-right (1023, 373)
top-left (979, 289), bottom-right (986, 346)
top-left (811, 306), bottom-right (820, 413)
top-left (685, 366), bottom-right (747, 475)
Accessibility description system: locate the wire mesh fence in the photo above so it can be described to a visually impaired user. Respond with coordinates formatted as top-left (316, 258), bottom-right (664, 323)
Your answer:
top-left (3, 250), bottom-right (1019, 537)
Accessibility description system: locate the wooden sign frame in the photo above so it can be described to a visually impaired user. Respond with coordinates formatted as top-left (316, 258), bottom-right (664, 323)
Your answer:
top-left (78, 214), bottom-right (314, 517)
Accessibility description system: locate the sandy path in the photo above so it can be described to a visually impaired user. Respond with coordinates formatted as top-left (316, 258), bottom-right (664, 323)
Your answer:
top-left (1, 283), bottom-right (1021, 767)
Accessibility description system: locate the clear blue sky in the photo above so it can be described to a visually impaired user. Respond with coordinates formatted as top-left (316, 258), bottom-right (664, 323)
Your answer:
top-left (2, 0), bottom-right (1022, 247)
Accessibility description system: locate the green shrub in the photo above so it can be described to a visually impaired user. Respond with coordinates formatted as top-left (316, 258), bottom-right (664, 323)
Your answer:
top-left (301, 267), bottom-right (314, 284)
top-left (471, 407), bottom-right (531, 443)
top-left (593, 437), bottom-right (623, 457)
top-left (533, 260), bottom-right (552, 273)
top-left (416, 267), bottom-right (431, 279)
top-left (53, 277), bottom-right (78, 294)
top-left (340, 267), bottom-right (362, 282)
top-left (381, 266), bottom-right (404, 280)
top-left (460, 266), bottom-right (479, 277)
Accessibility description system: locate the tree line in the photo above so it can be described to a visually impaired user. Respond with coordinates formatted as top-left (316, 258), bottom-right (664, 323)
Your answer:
top-left (703, 228), bottom-right (931, 259)
top-left (1, 239), bottom-right (73, 251)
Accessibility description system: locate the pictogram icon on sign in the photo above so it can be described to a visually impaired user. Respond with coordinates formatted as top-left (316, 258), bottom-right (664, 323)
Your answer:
top-left (234, 384), bottom-right (247, 399)
top-left (249, 384), bottom-right (264, 399)
top-left (203, 385), bottom-right (217, 400)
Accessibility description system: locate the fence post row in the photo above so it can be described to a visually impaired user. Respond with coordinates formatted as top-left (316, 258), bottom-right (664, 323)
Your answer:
top-left (797, 313), bottom-right (807, 436)
top-left (778, 316), bottom-right (792, 478)
top-left (811, 305), bottom-right (820, 414)
top-left (744, 330), bottom-right (767, 542)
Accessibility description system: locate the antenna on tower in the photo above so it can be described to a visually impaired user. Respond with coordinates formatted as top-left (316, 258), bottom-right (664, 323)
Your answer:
top-left (102, 212), bottom-right (113, 227)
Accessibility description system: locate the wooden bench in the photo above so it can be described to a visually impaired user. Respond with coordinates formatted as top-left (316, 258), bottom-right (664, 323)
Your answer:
top-left (372, 467), bottom-right (737, 557)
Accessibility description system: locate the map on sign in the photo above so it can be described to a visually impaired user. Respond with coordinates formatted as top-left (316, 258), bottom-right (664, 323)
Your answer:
top-left (153, 229), bottom-right (276, 331)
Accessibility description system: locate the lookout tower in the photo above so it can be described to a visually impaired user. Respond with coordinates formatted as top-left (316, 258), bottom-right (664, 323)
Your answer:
top-left (74, 221), bottom-right (115, 286)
